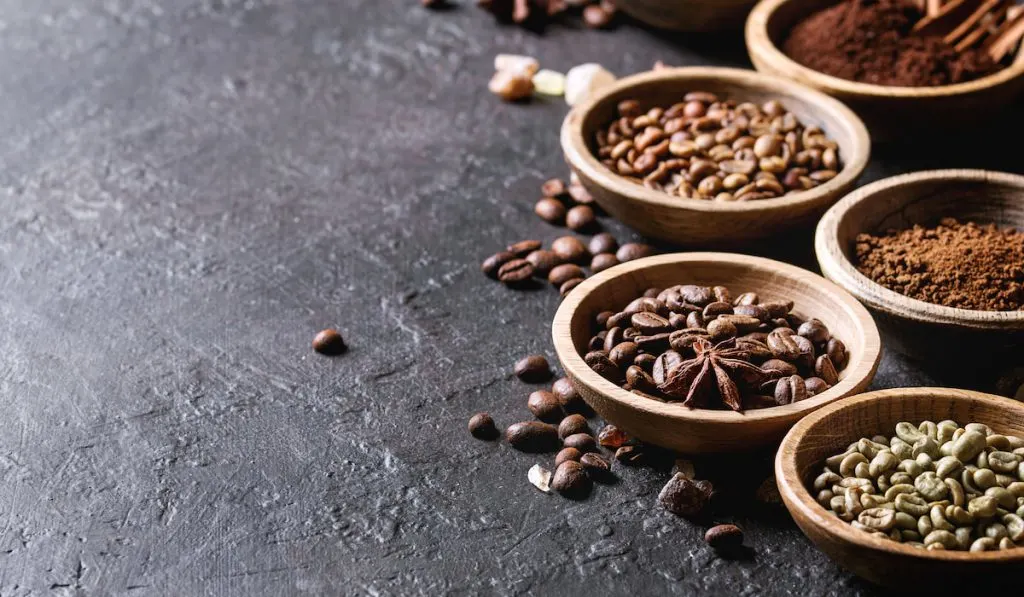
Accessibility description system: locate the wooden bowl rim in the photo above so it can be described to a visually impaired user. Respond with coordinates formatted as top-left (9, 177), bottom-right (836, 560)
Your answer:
top-left (776, 386), bottom-right (1024, 563)
top-left (746, 0), bottom-right (1024, 98)
top-left (560, 66), bottom-right (871, 214)
top-left (815, 169), bottom-right (1024, 328)
top-left (551, 252), bottom-right (881, 425)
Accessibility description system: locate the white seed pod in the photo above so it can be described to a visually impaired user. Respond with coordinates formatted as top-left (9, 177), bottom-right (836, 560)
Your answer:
top-left (527, 464), bottom-right (552, 493)
top-left (532, 69), bottom-right (566, 96)
top-left (564, 63), bottom-right (616, 107)
top-left (494, 54), bottom-right (539, 77)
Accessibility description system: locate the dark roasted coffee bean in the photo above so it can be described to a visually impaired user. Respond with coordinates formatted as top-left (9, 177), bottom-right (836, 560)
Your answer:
top-left (686, 311), bottom-right (705, 329)
top-left (551, 461), bottom-right (592, 498)
top-left (669, 329), bottom-right (708, 355)
top-left (707, 318), bottom-right (737, 342)
top-left (635, 333), bottom-right (670, 352)
top-left (534, 198), bottom-right (567, 225)
top-left (312, 328), bottom-right (347, 355)
top-left (563, 432), bottom-right (597, 453)
top-left (679, 285), bottom-right (714, 306)
top-left (552, 377), bottom-right (584, 412)
top-left (507, 239), bottom-right (542, 256)
top-left (468, 412), bottom-right (499, 440)
top-left (767, 328), bottom-right (802, 361)
top-left (734, 304), bottom-right (769, 322)
top-left (497, 259), bottom-right (534, 284)
top-left (603, 327), bottom-right (624, 352)
top-left (590, 252), bottom-right (620, 273)
top-left (659, 474), bottom-right (713, 517)
top-left (589, 232), bottom-right (619, 255)
top-left (643, 287), bottom-right (662, 298)
top-left (585, 351), bottom-right (623, 384)
top-left (653, 350), bottom-right (684, 384)
top-left (609, 341), bottom-right (639, 367)
top-left (567, 183), bottom-right (594, 204)
top-left (762, 358), bottom-right (798, 377)
top-left (631, 312), bottom-right (671, 334)
top-left (785, 313), bottom-right (806, 331)
top-left (616, 243), bottom-right (654, 262)
top-left (815, 354), bottom-right (839, 385)
top-left (703, 301), bottom-right (733, 319)
top-left (582, 3), bottom-right (613, 28)
top-left (624, 297), bottom-right (665, 316)
top-left (551, 236), bottom-right (589, 263)
top-left (555, 447), bottom-right (582, 466)
top-left (606, 311), bottom-right (630, 330)
top-left (761, 300), bottom-right (794, 318)
top-left (580, 453), bottom-right (611, 479)
top-left (528, 390), bottom-right (565, 422)
top-left (598, 424), bottom-right (630, 448)
top-left (506, 421), bottom-right (559, 452)
top-left (566, 205), bottom-right (597, 231)
top-left (595, 310), bottom-right (615, 329)
top-left (826, 338), bottom-right (849, 369)
top-left (712, 285), bottom-right (732, 304)
top-left (548, 263), bottom-right (584, 286)
top-left (541, 178), bottom-right (567, 198)
top-left (558, 414), bottom-right (590, 439)
top-left (515, 355), bottom-right (552, 382)
top-left (525, 249), bottom-right (561, 278)
top-left (626, 365), bottom-right (657, 393)
top-left (718, 314), bottom-right (762, 333)
top-left (481, 250), bottom-right (516, 278)
top-left (798, 318), bottom-right (830, 345)
top-left (705, 524), bottom-right (744, 552)
top-left (668, 312), bottom-right (688, 329)
top-left (615, 445), bottom-right (645, 466)
top-left (622, 327), bottom-right (641, 341)
top-left (805, 377), bottom-right (831, 396)
top-left (734, 291), bottom-right (759, 306)
top-left (588, 333), bottom-right (605, 351)
top-left (740, 331), bottom-right (770, 344)
top-left (560, 278), bottom-right (584, 298)
top-left (735, 338), bottom-right (773, 361)
top-left (775, 375), bottom-right (807, 404)
top-left (634, 353), bottom-right (656, 371)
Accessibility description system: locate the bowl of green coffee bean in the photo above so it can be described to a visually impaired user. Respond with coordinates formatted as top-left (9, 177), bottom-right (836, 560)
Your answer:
top-left (776, 387), bottom-right (1024, 589)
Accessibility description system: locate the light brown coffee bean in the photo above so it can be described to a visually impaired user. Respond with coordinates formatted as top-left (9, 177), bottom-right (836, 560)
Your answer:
top-left (535, 198), bottom-right (567, 224)
top-left (560, 278), bottom-right (584, 298)
top-left (506, 421), bottom-right (559, 453)
top-left (566, 205), bottom-right (597, 231)
top-left (616, 243), bottom-right (654, 262)
top-left (552, 461), bottom-right (592, 498)
top-left (815, 354), bottom-right (840, 385)
top-left (555, 447), bottom-right (582, 466)
top-left (312, 328), bottom-right (347, 355)
top-left (558, 414), bottom-right (590, 439)
top-left (548, 263), bottom-right (585, 286)
top-left (507, 239), bottom-right (542, 256)
top-left (515, 355), bottom-right (552, 382)
top-left (541, 178), bottom-right (567, 198)
top-left (468, 412), bottom-right (499, 440)
top-left (481, 250), bottom-right (516, 279)
top-left (589, 233), bottom-right (619, 255)
top-left (551, 236), bottom-right (590, 264)
top-left (591, 252), bottom-right (620, 273)
top-left (563, 433), bottom-right (597, 453)
top-left (497, 259), bottom-right (534, 285)
top-left (525, 250), bottom-right (561, 278)
top-left (528, 390), bottom-right (565, 422)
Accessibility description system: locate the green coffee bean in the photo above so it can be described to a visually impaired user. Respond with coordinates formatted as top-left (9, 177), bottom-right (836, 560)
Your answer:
top-left (877, 473), bottom-right (891, 492)
top-left (984, 522), bottom-right (1008, 540)
top-left (896, 422), bottom-right (925, 445)
top-left (817, 489), bottom-right (834, 506)
top-left (970, 537), bottom-right (996, 552)
top-left (976, 451), bottom-right (989, 470)
top-left (884, 484), bottom-right (916, 502)
top-left (890, 472), bottom-right (913, 486)
top-left (902, 530), bottom-right (921, 542)
top-left (986, 486), bottom-right (1015, 509)
top-left (888, 528), bottom-right (902, 542)
top-left (965, 423), bottom-right (991, 436)
top-left (930, 504), bottom-right (954, 531)
top-left (840, 452), bottom-right (868, 477)
top-left (999, 537), bottom-right (1015, 550)
top-left (857, 438), bottom-right (887, 458)
top-left (825, 448), bottom-right (856, 470)
top-left (938, 441), bottom-right (954, 458)
top-left (1008, 435), bottom-right (1024, 450)
top-left (850, 520), bottom-right (883, 535)
top-left (919, 421), bottom-right (938, 440)
top-left (946, 505), bottom-right (974, 525)
top-left (918, 515), bottom-right (933, 536)
top-left (1017, 504), bottom-right (1024, 518)
top-left (969, 495), bottom-right (999, 518)
top-left (893, 511), bottom-right (918, 530)
top-left (1004, 513), bottom-right (1024, 542)
top-left (973, 468), bottom-right (998, 490)
top-left (952, 430), bottom-right (987, 462)
top-left (1008, 482), bottom-right (1024, 498)
top-left (926, 543), bottom-right (946, 551)
top-left (855, 462), bottom-right (871, 479)
top-left (844, 486), bottom-right (864, 517)
top-left (996, 474), bottom-right (1016, 488)
top-left (987, 434), bottom-right (1012, 450)
top-left (860, 494), bottom-right (890, 509)
top-left (1016, 447), bottom-right (1024, 456)
top-left (869, 450), bottom-right (898, 477)
top-left (989, 451), bottom-right (1021, 474)
top-left (924, 529), bottom-right (958, 549)
top-left (951, 428), bottom-right (965, 442)
top-left (945, 478), bottom-right (966, 507)
top-left (896, 493), bottom-right (930, 517)
top-left (890, 438), bottom-right (913, 460)
top-left (813, 471), bottom-right (841, 491)
top-left (1018, 461), bottom-right (1024, 480)
top-left (871, 434), bottom-right (889, 445)
top-left (838, 477), bottom-right (875, 493)
top-left (830, 495), bottom-right (846, 513)
top-left (935, 455), bottom-right (963, 479)
top-left (937, 420), bottom-right (958, 443)
top-left (915, 472), bottom-right (948, 501)
top-left (913, 437), bottom-right (939, 459)
top-left (915, 453), bottom-right (934, 470)
top-left (899, 459), bottom-right (923, 477)
top-left (858, 507), bottom-right (895, 531)
top-left (955, 526), bottom-right (973, 549)
top-left (962, 469), bottom-right (983, 495)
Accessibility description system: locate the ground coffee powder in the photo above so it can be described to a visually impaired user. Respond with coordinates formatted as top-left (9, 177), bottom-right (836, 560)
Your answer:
top-left (783, 0), bottom-right (999, 87)
top-left (855, 218), bottom-right (1024, 311)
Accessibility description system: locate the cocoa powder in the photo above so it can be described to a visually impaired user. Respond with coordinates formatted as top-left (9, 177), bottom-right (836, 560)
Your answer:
top-left (782, 0), bottom-right (999, 87)
top-left (855, 218), bottom-right (1024, 311)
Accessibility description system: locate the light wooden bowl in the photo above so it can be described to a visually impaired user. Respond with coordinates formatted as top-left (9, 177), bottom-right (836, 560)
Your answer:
top-left (777, 387), bottom-right (1024, 589)
top-left (746, 0), bottom-right (1024, 140)
top-left (815, 169), bottom-right (1024, 363)
top-left (615, 0), bottom-right (759, 31)
top-left (551, 252), bottom-right (881, 453)
top-left (560, 67), bottom-right (870, 246)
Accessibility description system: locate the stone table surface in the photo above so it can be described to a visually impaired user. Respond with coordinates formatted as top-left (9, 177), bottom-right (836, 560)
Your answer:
top-left (1, 1), bottom-right (1022, 595)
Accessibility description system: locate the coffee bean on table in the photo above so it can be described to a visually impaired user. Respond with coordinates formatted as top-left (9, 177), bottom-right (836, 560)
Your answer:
top-left (481, 250), bottom-right (516, 278)
top-left (548, 263), bottom-right (585, 286)
top-left (589, 232), bottom-right (619, 255)
top-left (579, 453), bottom-right (611, 479)
top-left (591, 253), bottom-right (619, 273)
top-left (558, 413), bottom-right (590, 439)
top-left (312, 329), bottom-right (347, 355)
top-left (566, 205), bottom-right (596, 231)
top-left (515, 355), bottom-right (552, 382)
top-left (535, 198), bottom-right (567, 224)
top-left (497, 259), bottom-right (534, 285)
top-left (525, 249), bottom-right (561, 278)
top-left (583, 3), bottom-right (613, 28)
top-left (506, 421), bottom-right (560, 453)
top-left (552, 377), bottom-right (584, 412)
top-left (560, 278), bottom-right (584, 298)
top-left (567, 184), bottom-right (594, 205)
top-left (528, 390), bottom-right (565, 422)
top-left (555, 447), bottom-right (582, 466)
top-left (551, 236), bottom-right (590, 263)
top-left (563, 432), bottom-right (597, 452)
top-left (468, 412), bottom-right (499, 440)
top-left (658, 473), bottom-right (713, 517)
top-left (541, 178), bottom-right (567, 198)
top-left (507, 239), bottom-right (542, 256)
top-left (705, 524), bottom-right (744, 552)
top-left (614, 445), bottom-right (645, 466)
top-left (551, 461), bottom-right (592, 498)
top-left (616, 243), bottom-right (654, 262)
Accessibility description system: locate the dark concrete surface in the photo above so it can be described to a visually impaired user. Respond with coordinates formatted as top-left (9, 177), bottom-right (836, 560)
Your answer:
top-left (0, 1), bottom-right (1021, 595)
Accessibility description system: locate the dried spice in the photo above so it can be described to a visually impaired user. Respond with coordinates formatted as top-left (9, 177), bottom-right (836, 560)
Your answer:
top-left (659, 474), bottom-right (714, 517)
top-left (658, 338), bottom-right (771, 410)
top-left (855, 218), bottom-right (1024, 311)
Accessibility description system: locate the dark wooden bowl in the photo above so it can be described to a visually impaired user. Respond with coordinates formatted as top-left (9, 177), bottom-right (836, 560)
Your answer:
top-left (616, 0), bottom-right (759, 31)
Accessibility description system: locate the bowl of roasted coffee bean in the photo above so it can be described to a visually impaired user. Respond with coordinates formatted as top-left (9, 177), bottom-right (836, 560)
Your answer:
top-left (816, 169), bottom-right (1024, 363)
top-left (746, 0), bottom-right (1024, 138)
top-left (560, 66), bottom-right (870, 245)
top-left (551, 252), bottom-right (880, 453)
top-left (777, 387), bottom-right (1024, 589)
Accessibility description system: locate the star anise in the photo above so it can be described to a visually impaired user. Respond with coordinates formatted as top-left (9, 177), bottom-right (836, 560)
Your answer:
top-left (657, 338), bottom-right (771, 411)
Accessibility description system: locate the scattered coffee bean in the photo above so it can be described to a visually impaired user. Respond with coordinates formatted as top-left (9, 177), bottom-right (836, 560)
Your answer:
top-left (614, 445), bottom-right (645, 466)
top-left (312, 329), bottom-right (347, 355)
top-left (468, 412), bottom-right (499, 440)
top-left (583, 3), bottom-right (613, 28)
top-left (528, 390), bottom-right (565, 422)
top-left (552, 377), bottom-right (584, 412)
top-left (481, 250), bottom-right (516, 278)
top-left (541, 178), bottom-right (567, 198)
top-left (506, 421), bottom-right (560, 453)
top-left (507, 239), bottom-right (542, 256)
top-left (560, 278), bottom-right (584, 298)
top-left (659, 474), bottom-right (713, 517)
top-left (580, 452), bottom-right (611, 479)
top-left (563, 432), bottom-right (597, 452)
top-left (548, 263), bottom-right (585, 286)
top-left (551, 460), bottom-right (592, 498)
top-left (535, 198), bottom-right (567, 224)
top-left (555, 447), bottom-right (582, 466)
top-left (525, 249), bottom-right (561, 278)
top-left (705, 524), bottom-right (744, 552)
top-left (616, 243), bottom-right (654, 262)
top-left (589, 232), bottom-right (619, 255)
top-left (497, 259), bottom-right (534, 285)
top-left (515, 355), bottom-right (552, 383)
top-left (591, 253), bottom-right (620, 273)
top-left (566, 205), bottom-right (597, 231)
top-left (567, 183), bottom-right (594, 205)
top-left (598, 424), bottom-right (630, 448)
top-left (551, 236), bottom-right (590, 264)
top-left (558, 414), bottom-right (590, 439)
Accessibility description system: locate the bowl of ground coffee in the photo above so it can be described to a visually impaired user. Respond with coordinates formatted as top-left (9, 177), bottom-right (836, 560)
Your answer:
top-left (745, 0), bottom-right (1024, 139)
top-left (815, 169), bottom-right (1024, 362)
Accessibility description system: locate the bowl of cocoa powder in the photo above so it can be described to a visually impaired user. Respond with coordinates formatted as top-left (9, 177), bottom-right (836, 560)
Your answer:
top-left (745, 0), bottom-right (1024, 139)
top-left (815, 169), bottom-right (1024, 362)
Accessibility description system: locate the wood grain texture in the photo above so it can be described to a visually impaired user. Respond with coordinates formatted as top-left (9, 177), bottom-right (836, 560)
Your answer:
top-left (745, 0), bottom-right (1024, 139)
top-left (551, 252), bottom-right (881, 453)
top-left (560, 67), bottom-right (871, 245)
top-left (776, 387), bottom-right (1024, 589)
top-left (614, 0), bottom-right (760, 31)
top-left (815, 169), bottom-right (1024, 361)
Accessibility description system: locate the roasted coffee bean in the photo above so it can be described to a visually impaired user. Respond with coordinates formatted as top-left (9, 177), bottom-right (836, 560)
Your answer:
top-left (588, 333), bottom-right (605, 352)
top-left (551, 461), bottom-right (592, 498)
top-left (669, 312), bottom-right (688, 329)
top-left (312, 328), bottom-right (347, 355)
top-left (827, 338), bottom-right (849, 369)
top-left (515, 355), bottom-right (552, 383)
top-left (468, 412), bottom-right (499, 440)
top-left (558, 414), bottom-right (590, 439)
top-left (805, 377), bottom-right (831, 396)
top-left (598, 424), bottom-right (630, 448)
top-left (548, 263), bottom-right (585, 286)
top-left (481, 250), bottom-right (516, 278)
top-left (552, 236), bottom-right (590, 264)
top-left (635, 353), bottom-right (657, 371)
top-left (734, 304), bottom-right (769, 322)
top-left (535, 198), bottom-right (567, 224)
top-left (585, 351), bottom-right (623, 384)
top-left (606, 311), bottom-right (631, 330)
top-left (590, 252), bottom-right (620, 273)
top-left (615, 445), bottom-right (646, 466)
top-left (589, 232), bottom-right (619, 255)
top-left (680, 285), bottom-right (714, 306)
top-left (815, 354), bottom-right (840, 385)
top-left (798, 318), bottom-right (830, 344)
top-left (525, 249), bottom-right (561, 278)
top-left (659, 474), bottom-right (713, 517)
top-left (703, 301), bottom-right (733, 319)
top-left (734, 291), bottom-right (759, 306)
top-left (541, 178), bottom-right (567, 198)
top-left (707, 318), bottom-right (737, 341)
top-left (616, 243), bottom-right (654, 262)
top-left (622, 327), bottom-right (641, 341)
top-left (580, 452), bottom-right (611, 477)
top-left (705, 524), bottom-right (744, 552)
top-left (686, 311), bottom-right (705, 329)
top-left (560, 278), bottom-right (584, 298)
top-left (567, 184), bottom-right (594, 204)
top-left (506, 421), bottom-right (559, 452)
top-left (552, 377), bottom-right (584, 412)
top-left (761, 358), bottom-right (798, 377)
top-left (497, 259), bottom-right (534, 284)
top-left (603, 327), bottom-right (625, 352)
top-left (767, 328), bottom-right (803, 361)
top-left (761, 300), bottom-right (794, 318)
top-left (563, 432), bottom-right (597, 453)
top-left (528, 390), bottom-right (565, 422)
top-left (653, 350), bottom-right (684, 384)
top-left (712, 285), bottom-right (732, 304)
top-left (609, 341), bottom-right (639, 367)
top-left (595, 310), bottom-right (615, 328)
top-left (632, 312), bottom-right (671, 334)
top-left (626, 365), bottom-right (658, 393)
top-left (635, 333), bottom-right (670, 352)
top-left (566, 205), bottom-right (597, 231)
top-left (507, 239), bottom-right (542, 256)
top-left (775, 375), bottom-right (808, 404)
top-left (582, 3), bottom-right (613, 28)
top-left (555, 447), bottom-right (582, 466)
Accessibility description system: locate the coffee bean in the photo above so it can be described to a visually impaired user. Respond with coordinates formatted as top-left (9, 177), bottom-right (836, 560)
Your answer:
top-left (826, 338), bottom-right (849, 369)
top-left (653, 350), bottom-right (683, 384)
top-left (552, 377), bottom-right (584, 412)
top-left (588, 232), bottom-right (619, 255)
top-left (579, 453), bottom-right (611, 479)
top-left (555, 447), bottom-right (582, 466)
top-left (705, 524), bottom-right (744, 552)
top-left (481, 250), bottom-right (516, 278)
top-left (563, 432), bottom-right (597, 452)
top-left (588, 333), bottom-right (605, 351)
top-left (658, 474), bottom-right (713, 517)
top-left (507, 240), bottom-right (542, 257)
top-left (707, 318), bottom-right (738, 342)
top-left (761, 358), bottom-right (798, 377)
top-left (631, 312), bottom-right (671, 334)
top-left (590, 252), bottom-right (619, 273)
top-left (551, 236), bottom-right (590, 264)
top-left (515, 355), bottom-right (552, 383)
top-left (548, 263), bottom-right (585, 286)
top-left (643, 287), bottom-right (662, 298)
top-left (734, 304), bottom-right (769, 322)
top-left (815, 354), bottom-right (839, 385)
top-left (551, 461), bottom-right (592, 498)
top-left (560, 278), bottom-right (584, 298)
top-left (798, 318), bottom-right (830, 344)
top-left (734, 291), bottom-right (759, 306)
top-left (775, 375), bottom-right (808, 404)
top-left (595, 310), bottom-right (615, 328)
top-left (468, 412), bottom-right (499, 440)
top-left (635, 333), bottom-right (670, 352)
top-left (582, 3), bottom-right (613, 28)
top-left (626, 365), bottom-right (657, 393)
top-left (567, 184), bottom-right (594, 205)
top-left (616, 243), bottom-right (654, 262)
top-left (702, 301), bottom-right (733, 319)
top-left (558, 414), bottom-right (590, 439)
top-left (535, 198), bottom-right (567, 224)
top-left (609, 341), bottom-right (639, 368)
top-left (805, 376), bottom-right (831, 396)
top-left (541, 178), bottom-right (567, 198)
top-left (528, 390), bottom-right (565, 422)
top-left (615, 445), bottom-right (645, 466)
top-left (634, 353), bottom-right (656, 371)
top-left (525, 249), bottom-right (561, 278)
top-left (497, 259), bottom-right (534, 285)
top-left (566, 205), bottom-right (596, 231)
top-left (585, 350), bottom-right (622, 383)
top-left (312, 328), bottom-right (347, 355)
top-left (506, 421), bottom-right (559, 452)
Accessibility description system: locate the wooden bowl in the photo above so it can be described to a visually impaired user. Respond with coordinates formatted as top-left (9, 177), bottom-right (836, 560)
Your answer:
top-left (615, 0), bottom-right (759, 31)
top-left (815, 169), bottom-right (1024, 363)
top-left (551, 252), bottom-right (881, 453)
top-left (746, 0), bottom-right (1024, 140)
top-left (776, 387), bottom-right (1024, 589)
top-left (560, 67), bottom-right (870, 246)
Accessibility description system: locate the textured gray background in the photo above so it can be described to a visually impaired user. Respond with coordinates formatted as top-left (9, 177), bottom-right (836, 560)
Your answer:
top-left (0, 1), bottom-right (1022, 595)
